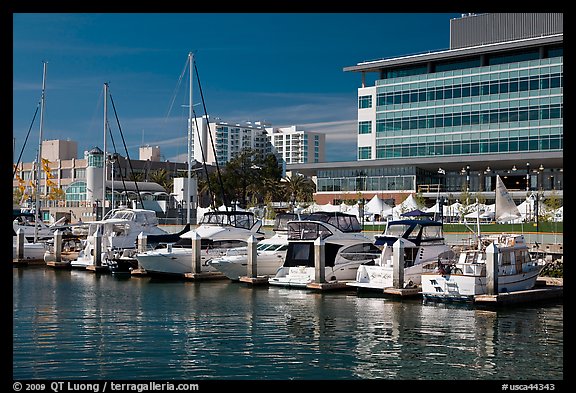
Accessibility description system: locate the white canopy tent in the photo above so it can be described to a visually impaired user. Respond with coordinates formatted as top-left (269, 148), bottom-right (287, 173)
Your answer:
top-left (392, 194), bottom-right (420, 220)
top-left (364, 195), bottom-right (394, 216)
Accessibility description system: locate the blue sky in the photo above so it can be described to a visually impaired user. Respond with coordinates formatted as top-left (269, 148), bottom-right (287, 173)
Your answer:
top-left (13, 13), bottom-right (461, 164)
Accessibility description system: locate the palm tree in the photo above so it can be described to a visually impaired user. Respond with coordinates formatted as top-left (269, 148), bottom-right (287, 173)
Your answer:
top-left (282, 174), bottom-right (316, 203)
top-left (148, 169), bottom-right (173, 194)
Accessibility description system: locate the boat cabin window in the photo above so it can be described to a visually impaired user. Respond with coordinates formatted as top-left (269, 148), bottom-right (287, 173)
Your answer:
top-left (258, 243), bottom-right (288, 252)
top-left (338, 243), bottom-right (381, 261)
top-left (501, 251), bottom-right (512, 265)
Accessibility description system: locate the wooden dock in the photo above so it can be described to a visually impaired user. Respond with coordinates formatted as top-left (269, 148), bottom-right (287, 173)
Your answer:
top-left (474, 285), bottom-right (563, 305)
top-left (46, 261), bottom-right (72, 269)
top-left (183, 271), bottom-right (227, 281)
top-left (383, 286), bottom-right (421, 297)
top-left (131, 268), bottom-right (148, 276)
top-left (239, 276), bottom-right (270, 285)
top-left (306, 280), bottom-right (353, 291)
top-left (85, 265), bottom-right (109, 273)
top-left (13, 258), bottom-right (45, 266)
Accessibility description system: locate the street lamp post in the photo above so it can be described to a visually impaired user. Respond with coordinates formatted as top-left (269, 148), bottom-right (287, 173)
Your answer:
top-left (436, 168), bottom-right (445, 222)
top-left (461, 165), bottom-right (471, 205)
top-left (526, 162), bottom-right (530, 191)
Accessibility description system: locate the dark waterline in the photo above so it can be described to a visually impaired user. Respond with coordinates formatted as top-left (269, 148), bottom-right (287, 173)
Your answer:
top-left (13, 267), bottom-right (563, 380)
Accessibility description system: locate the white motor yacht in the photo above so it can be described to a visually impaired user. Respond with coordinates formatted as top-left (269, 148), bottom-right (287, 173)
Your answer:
top-left (70, 208), bottom-right (168, 269)
top-left (421, 233), bottom-right (545, 302)
top-left (207, 212), bottom-right (298, 280)
top-left (12, 231), bottom-right (48, 261)
top-left (135, 210), bottom-right (265, 277)
top-left (347, 219), bottom-right (455, 292)
top-left (268, 212), bottom-right (381, 288)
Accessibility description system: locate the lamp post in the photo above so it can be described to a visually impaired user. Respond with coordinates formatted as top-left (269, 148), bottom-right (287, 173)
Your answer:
top-left (526, 162), bottom-right (530, 191)
top-left (535, 165), bottom-right (544, 232)
top-left (436, 168), bottom-right (445, 222)
top-left (461, 165), bottom-right (470, 205)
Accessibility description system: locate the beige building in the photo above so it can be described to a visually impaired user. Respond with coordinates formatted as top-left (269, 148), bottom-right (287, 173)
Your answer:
top-left (268, 125), bottom-right (326, 165)
top-left (13, 139), bottom-right (188, 223)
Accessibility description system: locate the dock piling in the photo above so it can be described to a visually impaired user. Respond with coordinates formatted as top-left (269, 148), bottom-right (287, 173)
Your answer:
top-left (16, 228), bottom-right (25, 260)
top-left (191, 231), bottom-right (201, 274)
top-left (314, 236), bottom-right (325, 283)
top-left (392, 238), bottom-right (404, 289)
top-left (54, 230), bottom-right (62, 262)
top-left (138, 232), bottom-right (147, 253)
top-left (486, 243), bottom-right (498, 295)
top-left (247, 235), bottom-right (258, 278)
top-left (94, 231), bottom-right (102, 266)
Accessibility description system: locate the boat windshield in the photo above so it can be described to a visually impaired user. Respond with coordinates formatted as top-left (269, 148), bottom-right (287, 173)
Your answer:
top-left (273, 213), bottom-right (299, 232)
top-left (287, 222), bottom-right (333, 241)
top-left (384, 223), bottom-right (411, 237)
top-left (298, 212), bottom-right (362, 233)
top-left (200, 212), bottom-right (255, 229)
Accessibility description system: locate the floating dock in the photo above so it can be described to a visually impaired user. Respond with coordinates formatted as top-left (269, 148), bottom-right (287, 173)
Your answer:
top-left (473, 277), bottom-right (563, 306)
top-left (383, 286), bottom-right (421, 297)
top-left (183, 271), bottom-right (227, 281)
top-left (306, 280), bottom-right (352, 291)
top-left (85, 265), bottom-right (109, 273)
top-left (13, 258), bottom-right (45, 266)
top-left (45, 261), bottom-right (72, 269)
top-left (239, 276), bottom-right (270, 285)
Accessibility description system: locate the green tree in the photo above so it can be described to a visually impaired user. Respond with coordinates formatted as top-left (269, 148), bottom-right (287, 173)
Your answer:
top-left (283, 174), bottom-right (316, 203)
top-left (148, 169), bottom-right (173, 194)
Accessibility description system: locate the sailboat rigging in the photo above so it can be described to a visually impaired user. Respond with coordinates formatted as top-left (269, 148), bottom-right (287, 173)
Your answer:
top-left (33, 61), bottom-right (48, 243)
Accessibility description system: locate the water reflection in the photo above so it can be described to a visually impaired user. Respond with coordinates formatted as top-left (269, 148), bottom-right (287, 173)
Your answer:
top-left (13, 268), bottom-right (562, 380)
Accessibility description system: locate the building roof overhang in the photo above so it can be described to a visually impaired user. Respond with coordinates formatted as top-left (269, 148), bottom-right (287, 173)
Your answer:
top-left (343, 34), bottom-right (563, 73)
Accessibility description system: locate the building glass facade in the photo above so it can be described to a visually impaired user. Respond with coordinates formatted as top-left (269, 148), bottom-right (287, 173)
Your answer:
top-left (366, 54), bottom-right (562, 161)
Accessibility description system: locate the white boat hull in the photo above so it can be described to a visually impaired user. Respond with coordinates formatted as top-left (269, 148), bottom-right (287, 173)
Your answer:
top-left (421, 268), bottom-right (542, 301)
top-left (135, 247), bottom-right (240, 276)
top-left (268, 261), bottom-right (364, 288)
top-left (347, 264), bottom-right (423, 291)
top-left (208, 253), bottom-right (285, 280)
top-left (12, 241), bottom-right (47, 260)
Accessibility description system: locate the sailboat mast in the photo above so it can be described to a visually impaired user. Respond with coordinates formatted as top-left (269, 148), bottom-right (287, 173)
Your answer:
top-left (187, 52), bottom-right (193, 224)
top-left (34, 61), bottom-right (47, 243)
top-left (103, 83), bottom-right (108, 218)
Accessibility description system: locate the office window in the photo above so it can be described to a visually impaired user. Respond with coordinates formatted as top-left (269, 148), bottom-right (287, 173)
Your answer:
top-left (359, 95), bottom-right (372, 109)
top-left (358, 147), bottom-right (371, 160)
top-left (358, 121), bottom-right (372, 134)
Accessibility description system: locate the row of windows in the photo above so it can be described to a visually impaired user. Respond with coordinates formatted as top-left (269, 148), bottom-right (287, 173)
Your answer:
top-left (375, 104), bottom-right (563, 132)
top-left (378, 127), bottom-right (561, 146)
top-left (366, 135), bottom-right (562, 160)
top-left (317, 176), bottom-right (415, 192)
top-left (17, 168), bottom-right (87, 180)
top-left (376, 74), bottom-right (563, 106)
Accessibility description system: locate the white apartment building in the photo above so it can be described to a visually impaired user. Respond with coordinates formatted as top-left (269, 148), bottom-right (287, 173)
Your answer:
top-left (192, 116), bottom-right (273, 166)
top-left (268, 125), bottom-right (325, 164)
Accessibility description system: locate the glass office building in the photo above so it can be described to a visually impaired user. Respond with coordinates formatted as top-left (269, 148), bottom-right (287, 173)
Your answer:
top-left (291, 13), bottom-right (563, 205)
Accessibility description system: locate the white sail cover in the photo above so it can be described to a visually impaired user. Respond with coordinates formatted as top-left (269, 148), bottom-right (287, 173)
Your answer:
top-left (495, 175), bottom-right (522, 222)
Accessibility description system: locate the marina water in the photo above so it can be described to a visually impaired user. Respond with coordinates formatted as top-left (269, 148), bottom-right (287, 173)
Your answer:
top-left (13, 267), bottom-right (563, 381)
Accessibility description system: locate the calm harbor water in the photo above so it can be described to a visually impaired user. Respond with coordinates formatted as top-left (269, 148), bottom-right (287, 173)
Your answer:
top-left (13, 266), bottom-right (563, 381)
